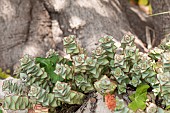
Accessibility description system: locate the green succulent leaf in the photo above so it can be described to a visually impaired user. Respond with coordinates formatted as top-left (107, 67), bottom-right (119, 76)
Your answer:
top-left (2, 80), bottom-right (27, 95)
top-left (121, 34), bottom-right (135, 48)
top-left (149, 47), bottom-right (164, 60)
top-left (130, 76), bottom-right (141, 87)
top-left (128, 84), bottom-right (150, 111)
top-left (114, 97), bottom-right (126, 111)
top-left (3, 96), bottom-right (30, 110)
top-left (75, 74), bottom-right (94, 93)
top-left (94, 75), bottom-right (117, 95)
top-left (63, 35), bottom-right (83, 55)
top-left (117, 83), bottom-right (126, 94)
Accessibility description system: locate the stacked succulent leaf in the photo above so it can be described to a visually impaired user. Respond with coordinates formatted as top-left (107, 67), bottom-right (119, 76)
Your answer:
top-left (155, 51), bottom-right (170, 108)
top-left (94, 75), bottom-right (117, 95)
top-left (2, 80), bottom-right (27, 95)
top-left (3, 96), bottom-right (30, 110)
top-left (110, 34), bottom-right (141, 94)
top-left (1, 34), bottom-right (170, 112)
top-left (2, 80), bottom-right (30, 110)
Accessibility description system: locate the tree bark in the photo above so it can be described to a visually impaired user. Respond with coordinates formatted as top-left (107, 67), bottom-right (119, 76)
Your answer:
top-left (150, 0), bottom-right (170, 46)
top-left (0, 0), bottom-right (155, 71)
top-left (0, 0), bottom-right (54, 70)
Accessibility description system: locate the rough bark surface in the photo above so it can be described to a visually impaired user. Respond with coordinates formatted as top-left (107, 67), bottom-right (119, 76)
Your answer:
top-left (150, 0), bottom-right (170, 46)
top-left (0, 0), bottom-right (154, 71)
top-left (0, 0), bottom-right (53, 70)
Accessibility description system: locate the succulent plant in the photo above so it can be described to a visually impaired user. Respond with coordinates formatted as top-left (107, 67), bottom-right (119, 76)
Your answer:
top-left (160, 38), bottom-right (170, 51)
top-left (130, 63), bottom-right (140, 74)
top-left (130, 76), bottom-right (141, 87)
top-left (2, 96), bottom-right (30, 110)
top-left (157, 72), bottom-right (170, 106)
top-left (28, 85), bottom-right (62, 107)
top-left (85, 57), bottom-right (101, 79)
top-left (53, 81), bottom-right (85, 104)
top-left (2, 80), bottom-right (27, 95)
top-left (121, 34), bottom-right (135, 49)
top-left (72, 54), bottom-right (87, 73)
top-left (53, 81), bottom-right (71, 99)
top-left (113, 54), bottom-right (130, 73)
top-left (124, 45), bottom-right (139, 62)
top-left (149, 47), bottom-right (164, 60)
top-left (114, 54), bottom-right (125, 67)
top-left (99, 36), bottom-right (117, 59)
top-left (2, 34), bottom-right (170, 112)
top-left (75, 74), bottom-right (94, 93)
top-left (54, 64), bottom-right (73, 80)
top-left (162, 52), bottom-right (170, 72)
top-left (63, 35), bottom-right (83, 56)
top-left (114, 97), bottom-right (134, 113)
top-left (92, 46), bottom-right (109, 66)
top-left (94, 75), bottom-right (117, 95)
top-left (117, 83), bottom-right (127, 94)
top-left (153, 50), bottom-right (170, 108)
top-left (19, 55), bottom-right (50, 90)
top-left (46, 49), bottom-right (58, 58)
top-left (114, 96), bottom-right (125, 111)
top-left (112, 67), bottom-right (128, 84)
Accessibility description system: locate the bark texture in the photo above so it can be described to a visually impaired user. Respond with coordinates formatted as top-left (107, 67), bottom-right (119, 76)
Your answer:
top-left (0, 0), bottom-right (53, 70)
top-left (151, 0), bottom-right (170, 46)
top-left (0, 0), bottom-right (155, 70)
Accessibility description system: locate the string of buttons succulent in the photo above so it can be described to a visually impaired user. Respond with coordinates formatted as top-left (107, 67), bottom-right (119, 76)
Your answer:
top-left (1, 34), bottom-right (170, 113)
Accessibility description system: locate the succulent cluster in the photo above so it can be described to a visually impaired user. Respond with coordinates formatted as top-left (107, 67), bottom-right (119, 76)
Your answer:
top-left (94, 75), bottom-right (117, 95)
top-left (18, 55), bottom-right (51, 92)
top-left (63, 35), bottom-right (83, 55)
top-left (28, 85), bottom-right (62, 107)
top-left (114, 97), bottom-right (133, 113)
top-left (53, 81), bottom-right (84, 104)
top-left (3, 96), bottom-right (30, 110)
top-left (2, 80), bottom-right (27, 95)
top-left (1, 34), bottom-right (170, 112)
top-left (54, 64), bottom-right (73, 80)
top-left (155, 52), bottom-right (170, 108)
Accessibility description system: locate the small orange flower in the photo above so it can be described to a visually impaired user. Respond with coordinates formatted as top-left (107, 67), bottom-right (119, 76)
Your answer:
top-left (105, 93), bottom-right (116, 111)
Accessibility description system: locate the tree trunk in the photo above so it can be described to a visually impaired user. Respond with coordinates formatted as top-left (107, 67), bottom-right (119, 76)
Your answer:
top-left (0, 0), bottom-right (54, 70)
top-left (150, 0), bottom-right (170, 46)
top-left (0, 0), bottom-right (155, 71)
